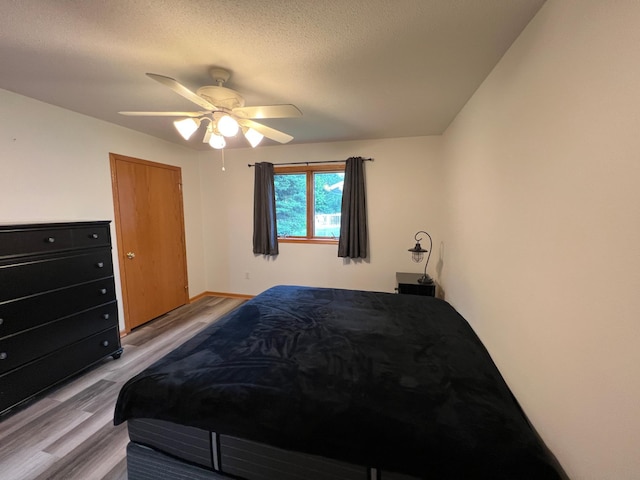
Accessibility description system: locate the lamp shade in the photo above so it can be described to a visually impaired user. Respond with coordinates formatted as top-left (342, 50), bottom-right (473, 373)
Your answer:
top-left (173, 118), bottom-right (200, 140)
top-left (217, 115), bottom-right (239, 137)
top-left (208, 133), bottom-right (226, 149)
top-left (408, 242), bottom-right (427, 262)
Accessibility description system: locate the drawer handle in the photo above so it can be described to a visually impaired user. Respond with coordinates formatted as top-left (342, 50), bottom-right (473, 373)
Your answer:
top-left (101, 340), bottom-right (110, 348)
top-left (0, 352), bottom-right (7, 360)
top-left (102, 313), bottom-right (110, 320)
top-left (0, 318), bottom-right (3, 326)
top-left (91, 233), bottom-right (99, 239)
top-left (46, 237), bottom-right (55, 243)
top-left (96, 262), bottom-right (104, 268)
top-left (99, 288), bottom-right (107, 295)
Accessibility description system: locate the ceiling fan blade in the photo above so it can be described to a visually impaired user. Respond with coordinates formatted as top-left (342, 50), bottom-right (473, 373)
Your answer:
top-left (239, 119), bottom-right (293, 144)
top-left (146, 73), bottom-right (216, 110)
top-left (233, 104), bottom-right (302, 119)
top-left (119, 111), bottom-right (207, 117)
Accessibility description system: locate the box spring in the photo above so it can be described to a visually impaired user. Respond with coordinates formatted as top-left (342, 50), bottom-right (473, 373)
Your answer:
top-left (127, 419), bottom-right (418, 480)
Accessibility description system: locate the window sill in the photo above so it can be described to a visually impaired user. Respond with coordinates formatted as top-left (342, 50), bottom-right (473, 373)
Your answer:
top-left (278, 237), bottom-right (338, 245)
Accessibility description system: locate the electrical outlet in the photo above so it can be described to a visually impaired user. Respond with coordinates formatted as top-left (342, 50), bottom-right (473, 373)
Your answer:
top-left (245, 272), bottom-right (250, 280)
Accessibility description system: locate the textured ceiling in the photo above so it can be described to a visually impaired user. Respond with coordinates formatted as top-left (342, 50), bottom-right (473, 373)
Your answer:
top-left (0, 0), bottom-right (545, 150)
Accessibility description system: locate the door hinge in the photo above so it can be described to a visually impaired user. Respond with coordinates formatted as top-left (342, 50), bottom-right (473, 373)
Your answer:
top-left (178, 183), bottom-right (182, 191)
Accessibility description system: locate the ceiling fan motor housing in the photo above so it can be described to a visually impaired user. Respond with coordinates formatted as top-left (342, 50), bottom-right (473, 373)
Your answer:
top-left (197, 86), bottom-right (245, 111)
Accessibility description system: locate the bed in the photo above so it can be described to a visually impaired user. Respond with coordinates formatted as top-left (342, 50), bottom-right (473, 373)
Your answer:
top-left (114, 285), bottom-right (565, 479)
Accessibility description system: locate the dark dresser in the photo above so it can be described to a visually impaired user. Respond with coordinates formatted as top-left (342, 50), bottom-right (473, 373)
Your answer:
top-left (0, 221), bottom-right (122, 416)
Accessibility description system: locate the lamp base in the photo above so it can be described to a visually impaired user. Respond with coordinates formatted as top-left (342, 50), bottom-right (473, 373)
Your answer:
top-left (417, 274), bottom-right (433, 284)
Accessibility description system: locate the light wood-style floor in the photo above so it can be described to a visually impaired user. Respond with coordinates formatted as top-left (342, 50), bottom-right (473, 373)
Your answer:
top-left (0, 296), bottom-right (246, 480)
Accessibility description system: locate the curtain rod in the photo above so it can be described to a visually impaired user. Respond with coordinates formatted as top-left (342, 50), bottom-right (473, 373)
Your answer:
top-left (247, 158), bottom-right (373, 167)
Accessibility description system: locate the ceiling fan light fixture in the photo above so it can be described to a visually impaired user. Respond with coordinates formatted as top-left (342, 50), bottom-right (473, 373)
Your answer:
top-left (217, 114), bottom-right (239, 137)
top-left (209, 133), bottom-right (226, 149)
top-left (173, 117), bottom-right (200, 140)
top-left (243, 127), bottom-right (264, 148)
top-left (123, 69), bottom-right (301, 147)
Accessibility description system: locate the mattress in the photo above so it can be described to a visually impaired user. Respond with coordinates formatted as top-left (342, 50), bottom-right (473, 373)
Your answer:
top-left (115, 285), bottom-right (565, 479)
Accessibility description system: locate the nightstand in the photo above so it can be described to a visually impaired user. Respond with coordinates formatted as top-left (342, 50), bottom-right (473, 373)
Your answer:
top-left (396, 272), bottom-right (436, 297)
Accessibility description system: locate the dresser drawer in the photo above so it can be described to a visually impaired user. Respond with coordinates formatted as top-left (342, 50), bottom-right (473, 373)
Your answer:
top-left (0, 281), bottom-right (116, 336)
top-left (71, 224), bottom-right (111, 249)
top-left (0, 326), bottom-right (121, 415)
top-left (0, 227), bottom-right (73, 258)
top-left (0, 302), bottom-right (118, 374)
top-left (0, 249), bottom-right (114, 302)
top-left (0, 222), bottom-right (111, 259)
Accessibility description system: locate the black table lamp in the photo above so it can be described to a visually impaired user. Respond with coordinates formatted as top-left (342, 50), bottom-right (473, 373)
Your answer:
top-left (408, 230), bottom-right (433, 284)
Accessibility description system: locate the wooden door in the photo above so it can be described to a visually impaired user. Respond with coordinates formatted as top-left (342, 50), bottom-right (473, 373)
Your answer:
top-left (110, 153), bottom-right (189, 331)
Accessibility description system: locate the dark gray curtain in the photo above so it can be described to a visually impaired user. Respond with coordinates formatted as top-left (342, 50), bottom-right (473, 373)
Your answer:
top-left (338, 157), bottom-right (368, 258)
top-left (253, 162), bottom-right (279, 255)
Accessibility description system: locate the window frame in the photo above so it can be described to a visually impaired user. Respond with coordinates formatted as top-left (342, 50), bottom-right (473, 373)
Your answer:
top-left (274, 163), bottom-right (345, 244)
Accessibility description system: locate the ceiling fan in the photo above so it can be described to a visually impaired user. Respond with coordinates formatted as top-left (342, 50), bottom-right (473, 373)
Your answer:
top-left (119, 67), bottom-right (302, 149)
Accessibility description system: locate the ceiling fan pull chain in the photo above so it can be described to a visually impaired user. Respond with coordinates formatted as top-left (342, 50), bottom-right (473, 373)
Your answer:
top-left (221, 148), bottom-right (225, 172)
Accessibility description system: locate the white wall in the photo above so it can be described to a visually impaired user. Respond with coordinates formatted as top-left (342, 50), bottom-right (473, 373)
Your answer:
top-left (441, 1), bottom-right (640, 478)
top-left (0, 89), bottom-right (207, 329)
top-left (198, 136), bottom-right (443, 296)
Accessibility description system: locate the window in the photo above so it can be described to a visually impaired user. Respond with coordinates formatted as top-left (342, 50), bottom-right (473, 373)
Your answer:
top-left (274, 164), bottom-right (345, 243)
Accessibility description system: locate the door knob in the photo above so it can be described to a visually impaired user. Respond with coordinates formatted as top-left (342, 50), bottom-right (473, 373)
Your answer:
top-left (126, 252), bottom-right (136, 259)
